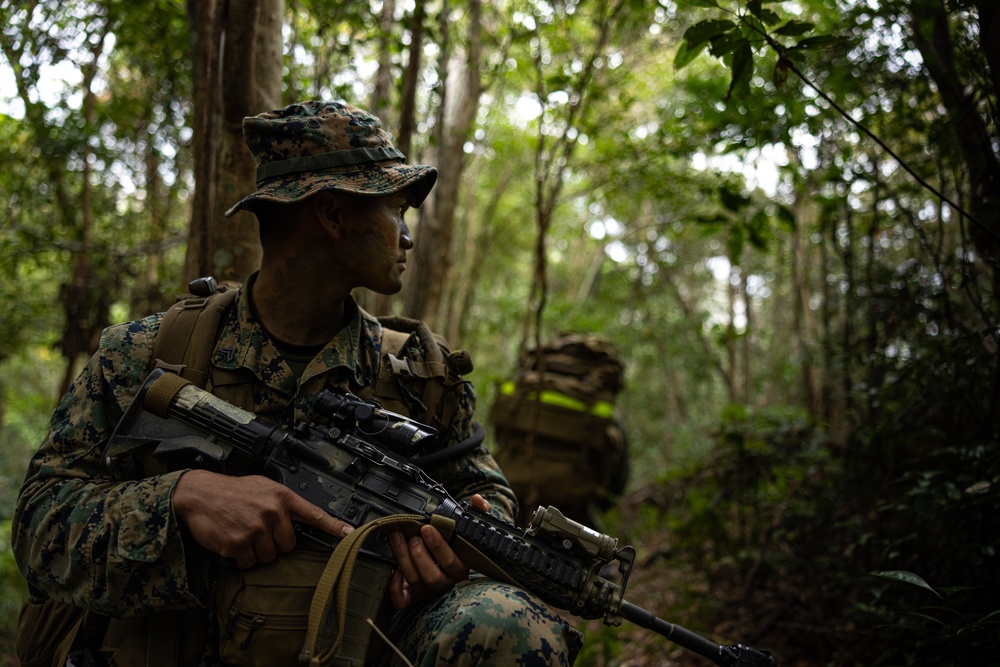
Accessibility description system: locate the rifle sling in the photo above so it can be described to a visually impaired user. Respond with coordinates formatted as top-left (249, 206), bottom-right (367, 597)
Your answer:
top-left (302, 514), bottom-right (518, 667)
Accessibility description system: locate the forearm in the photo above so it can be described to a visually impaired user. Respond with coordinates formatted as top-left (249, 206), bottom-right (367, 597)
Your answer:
top-left (13, 454), bottom-right (208, 616)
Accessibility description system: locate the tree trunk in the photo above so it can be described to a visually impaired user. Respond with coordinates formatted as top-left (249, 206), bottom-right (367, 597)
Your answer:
top-left (397, 0), bottom-right (427, 161)
top-left (370, 0), bottom-right (395, 122)
top-left (185, 0), bottom-right (283, 286)
top-left (790, 170), bottom-right (820, 415)
top-left (446, 168), bottom-right (514, 345)
top-left (405, 0), bottom-right (483, 328)
top-left (57, 22), bottom-right (113, 396)
top-left (185, 0), bottom-right (225, 283)
top-left (359, 0), bottom-right (399, 316)
top-left (726, 264), bottom-right (738, 404)
top-left (741, 265), bottom-right (752, 405)
top-left (910, 0), bottom-right (1000, 291)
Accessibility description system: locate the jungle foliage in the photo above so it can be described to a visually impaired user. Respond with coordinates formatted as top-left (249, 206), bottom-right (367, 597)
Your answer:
top-left (1, 0), bottom-right (997, 665)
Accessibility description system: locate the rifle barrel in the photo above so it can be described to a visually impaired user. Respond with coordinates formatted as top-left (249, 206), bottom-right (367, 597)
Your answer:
top-left (619, 601), bottom-right (723, 664)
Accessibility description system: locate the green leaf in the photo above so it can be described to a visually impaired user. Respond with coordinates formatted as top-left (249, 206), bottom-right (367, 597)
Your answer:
top-left (871, 571), bottom-right (942, 598)
top-left (758, 8), bottom-right (782, 25)
top-left (971, 609), bottom-right (1000, 627)
top-left (774, 20), bottom-right (815, 36)
top-left (694, 214), bottom-right (729, 225)
top-left (710, 31), bottom-right (744, 57)
top-left (777, 204), bottom-right (796, 230)
top-left (725, 40), bottom-right (753, 100)
top-left (748, 0), bottom-right (762, 18)
top-left (748, 210), bottom-right (769, 250)
top-left (683, 19), bottom-right (738, 49)
top-left (903, 611), bottom-right (948, 629)
top-left (727, 225), bottom-right (746, 262)
top-left (675, 39), bottom-right (709, 70)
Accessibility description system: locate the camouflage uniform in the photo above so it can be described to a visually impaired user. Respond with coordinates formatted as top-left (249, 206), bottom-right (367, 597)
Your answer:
top-left (14, 282), bottom-right (583, 665)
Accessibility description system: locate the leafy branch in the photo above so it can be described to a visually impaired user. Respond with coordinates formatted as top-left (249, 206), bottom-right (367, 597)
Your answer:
top-left (674, 0), bottom-right (993, 238)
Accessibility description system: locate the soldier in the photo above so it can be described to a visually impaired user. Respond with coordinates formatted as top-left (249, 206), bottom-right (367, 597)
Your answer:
top-left (13, 101), bottom-right (582, 666)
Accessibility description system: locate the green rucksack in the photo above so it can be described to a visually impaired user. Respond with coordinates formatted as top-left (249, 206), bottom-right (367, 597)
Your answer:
top-left (489, 333), bottom-right (628, 528)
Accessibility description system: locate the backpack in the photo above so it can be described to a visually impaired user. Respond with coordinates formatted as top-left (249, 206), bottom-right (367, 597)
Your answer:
top-left (489, 333), bottom-right (629, 528)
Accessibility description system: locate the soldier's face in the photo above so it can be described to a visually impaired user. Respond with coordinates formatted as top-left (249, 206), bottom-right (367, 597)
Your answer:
top-left (333, 192), bottom-right (414, 295)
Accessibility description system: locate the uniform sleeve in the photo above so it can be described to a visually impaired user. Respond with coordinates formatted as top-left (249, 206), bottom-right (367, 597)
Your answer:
top-left (11, 317), bottom-right (210, 617)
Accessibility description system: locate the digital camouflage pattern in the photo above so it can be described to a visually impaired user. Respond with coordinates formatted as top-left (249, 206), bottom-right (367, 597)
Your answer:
top-left (13, 277), bottom-right (583, 664)
top-left (225, 101), bottom-right (438, 217)
top-left (383, 578), bottom-right (583, 667)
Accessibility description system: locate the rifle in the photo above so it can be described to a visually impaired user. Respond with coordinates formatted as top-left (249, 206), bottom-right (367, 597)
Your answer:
top-left (107, 369), bottom-right (776, 667)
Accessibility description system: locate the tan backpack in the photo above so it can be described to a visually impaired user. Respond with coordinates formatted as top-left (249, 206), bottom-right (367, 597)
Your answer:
top-left (490, 333), bottom-right (629, 528)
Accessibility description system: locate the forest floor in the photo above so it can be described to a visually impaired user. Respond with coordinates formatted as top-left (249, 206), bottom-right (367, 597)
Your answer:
top-left (570, 487), bottom-right (824, 667)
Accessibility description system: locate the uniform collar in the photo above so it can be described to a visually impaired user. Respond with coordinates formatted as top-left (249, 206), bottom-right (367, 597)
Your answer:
top-left (212, 275), bottom-right (383, 396)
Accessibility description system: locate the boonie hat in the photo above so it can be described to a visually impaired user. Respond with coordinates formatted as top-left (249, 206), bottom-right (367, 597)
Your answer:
top-left (225, 100), bottom-right (437, 217)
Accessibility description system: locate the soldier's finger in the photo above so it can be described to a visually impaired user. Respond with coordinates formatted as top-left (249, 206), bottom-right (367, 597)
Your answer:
top-left (389, 531), bottom-right (420, 583)
top-left (389, 569), bottom-right (412, 610)
top-left (272, 516), bottom-right (298, 554)
top-left (288, 494), bottom-right (354, 538)
top-left (232, 546), bottom-right (256, 570)
top-left (254, 532), bottom-right (278, 565)
top-left (420, 524), bottom-right (469, 581)
top-left (471, 493), bottom-right (492, 513)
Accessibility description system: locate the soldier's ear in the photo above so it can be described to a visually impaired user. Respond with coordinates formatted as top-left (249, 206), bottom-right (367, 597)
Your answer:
top-left (312, 191), bottom-right (341, 236)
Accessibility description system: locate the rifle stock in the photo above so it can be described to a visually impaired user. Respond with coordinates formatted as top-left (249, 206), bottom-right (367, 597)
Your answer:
top-left (107, 369), bottom-right (776, 667)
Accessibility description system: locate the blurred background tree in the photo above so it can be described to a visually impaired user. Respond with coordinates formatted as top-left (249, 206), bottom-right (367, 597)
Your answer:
top-left (1, 0), bottom-right (996, 664)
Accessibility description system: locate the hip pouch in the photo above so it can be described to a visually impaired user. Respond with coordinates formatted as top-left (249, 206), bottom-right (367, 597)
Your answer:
top-left (16, 596), bottom-right (89, 667)
top-left (215, 545), bottom-right (393, 667)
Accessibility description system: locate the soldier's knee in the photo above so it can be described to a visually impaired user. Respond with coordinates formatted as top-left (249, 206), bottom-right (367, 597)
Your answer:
top-left (455, 580), bottom-right (583, 666)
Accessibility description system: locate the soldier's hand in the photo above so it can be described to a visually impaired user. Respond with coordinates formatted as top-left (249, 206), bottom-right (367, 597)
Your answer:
top-left (173, 469), bottom-right (353, 569)
top-left (388, 494), bottom-right (492, 610)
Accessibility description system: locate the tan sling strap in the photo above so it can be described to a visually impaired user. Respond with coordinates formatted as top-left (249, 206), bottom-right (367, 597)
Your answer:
top-left (152, 283), bottom-right (239, 389)
top-left (301, 514), bottom-right (519, 667)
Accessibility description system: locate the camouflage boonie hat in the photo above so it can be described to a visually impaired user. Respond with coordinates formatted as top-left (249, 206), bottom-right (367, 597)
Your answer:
top-left (225, 100), bottom-right (437, 217)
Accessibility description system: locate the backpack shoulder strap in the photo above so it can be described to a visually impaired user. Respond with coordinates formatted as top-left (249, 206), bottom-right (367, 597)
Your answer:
top-left (380, 324), bottom-right (411, 359)
top-left (152, 281), bottom-right (239, 389)
top-left (373, 315), bottom-right (473, 433)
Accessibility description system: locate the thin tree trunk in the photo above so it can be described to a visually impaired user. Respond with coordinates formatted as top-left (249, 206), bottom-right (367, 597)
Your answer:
top-left (790, 170), bottom-right (820, 415)
top-left (661, 268), bottom-right (734, 393)
top-left (910, 0), bottom-right (1000, 290)
top-left (185, 0), bottom-right (225, 283)
top-left (397, 0), bottom-right (426, 161)
top-left (446, 169), bottom-right (514, 344)
top-left (185, 0), bottom-right (282, 286)
top-left (405, 0), bottom-right (484, 328)
top-left (726, 264), bottom-right (738, 404)
top-left (370, 0), bottom-right (395, 122)
top-left (360, 0), bottom-right (399, 316)
top-left (58, 22), bottom-right (113, 396)
top-left (742, 265), bottom-right (752, 405)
